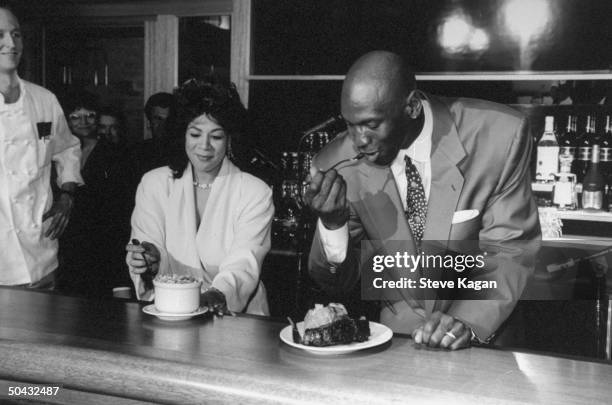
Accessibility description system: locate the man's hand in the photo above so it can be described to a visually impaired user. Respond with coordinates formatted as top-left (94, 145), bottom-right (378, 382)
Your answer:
top-left (303, 169), bottom-right (350, 230)
top-left (412, 311), bottom-right (471, 350)
top-left (42, 192), bottom-right (74, 239)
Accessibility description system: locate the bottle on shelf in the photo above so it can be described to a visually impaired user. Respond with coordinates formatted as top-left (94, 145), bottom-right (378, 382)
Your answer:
top-left (535, 116), bottom-right (559, 183)
top-left (582, 144), bottom-right (605, 211)
top-left (272, 181), bottom-right (302, 250)
top-left (559, 114), bottom-right (578, 172)
top-left (576, 115), bottom-right (596, 184)
top-left (600, 115), bottom-right (612, 183)
top-left (606, 183), bottom-right (612, 212)
top-left (553, 152), bottom-right (577, 210)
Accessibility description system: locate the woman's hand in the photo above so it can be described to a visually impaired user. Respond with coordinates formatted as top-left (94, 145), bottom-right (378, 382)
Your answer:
top-left (125, 240), bottom-right (160, 275)
top-left (201, 287), bottom-right (229, 316)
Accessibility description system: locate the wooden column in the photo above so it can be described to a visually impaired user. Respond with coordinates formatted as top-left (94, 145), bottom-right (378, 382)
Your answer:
top-left (144, 14), bottom-right (179, 100)
top-left (231, 0), bottom-right (251, 107)
top-left (144, 14), bottom-right (178, 138)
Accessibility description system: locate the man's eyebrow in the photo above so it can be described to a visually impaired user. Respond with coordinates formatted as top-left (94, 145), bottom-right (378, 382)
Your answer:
top-left (352, 118), bottom-right (381, 126)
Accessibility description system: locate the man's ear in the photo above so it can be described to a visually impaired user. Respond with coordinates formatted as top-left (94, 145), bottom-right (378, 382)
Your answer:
top-left (404, 94), bottom-right (422, 119)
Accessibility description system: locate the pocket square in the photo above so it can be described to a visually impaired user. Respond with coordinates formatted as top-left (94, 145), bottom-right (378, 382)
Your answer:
top-left (37, 122), bottom-right (52, 139)
top-left (452, 209), bottom-right (479, 224)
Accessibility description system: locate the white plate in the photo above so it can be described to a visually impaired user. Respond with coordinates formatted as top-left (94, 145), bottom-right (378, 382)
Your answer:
top-left (280, 321), bottom-right (393, 355)
top-left (142, 304), bottom-right (208, 321)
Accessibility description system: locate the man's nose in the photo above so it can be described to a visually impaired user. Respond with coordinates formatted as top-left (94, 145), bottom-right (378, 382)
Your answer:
top-left (351, 126), bottom-right (370, 147)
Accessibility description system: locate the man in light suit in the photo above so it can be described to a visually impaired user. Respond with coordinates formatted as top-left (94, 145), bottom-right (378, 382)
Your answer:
top-left (305, 51), bottom-right (540, 350)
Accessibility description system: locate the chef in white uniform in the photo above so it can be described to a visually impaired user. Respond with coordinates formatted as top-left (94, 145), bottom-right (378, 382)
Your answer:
top-left (0, 5), bottom-right (82, 287)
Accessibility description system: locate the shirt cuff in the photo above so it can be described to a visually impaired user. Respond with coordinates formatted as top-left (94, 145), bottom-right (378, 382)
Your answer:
top-left (317, 219), bottom-right (348, 264)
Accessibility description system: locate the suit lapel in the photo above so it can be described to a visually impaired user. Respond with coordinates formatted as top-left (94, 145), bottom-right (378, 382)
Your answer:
top-left (356, 162), bottom-right (422, 308)
top-left (356, 162), bottom-right (414, 243)
top-left (423, 96), bottom-right (466, 243)
top-left (166, 165), bottom-right (201, 271)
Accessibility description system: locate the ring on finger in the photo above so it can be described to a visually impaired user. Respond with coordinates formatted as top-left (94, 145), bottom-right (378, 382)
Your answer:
top-left (444, 331), bottom-right (457, 340)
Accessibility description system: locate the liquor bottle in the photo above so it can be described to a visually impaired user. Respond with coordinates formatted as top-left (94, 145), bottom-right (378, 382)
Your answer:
top-left (582, 144), bottom-right (605, 211)
top-left (272, 182), bottom-right (301, 250)
top-left (553, 152), bottom-right (577, 210)
top-left (289, 152), bottom-right (300, 182)
top-left (535, 116), bottom-right (559, 183)
top-left (559, 115), bottom-right (577, 165)
top-left (576, 115), bottom-right (596, 184)
top-left (600, 115), bottom-right (612, 183)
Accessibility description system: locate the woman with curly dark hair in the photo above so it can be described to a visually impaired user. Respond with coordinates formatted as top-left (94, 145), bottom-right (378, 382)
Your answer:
top-left (125, 76), bottom-right (273, 315)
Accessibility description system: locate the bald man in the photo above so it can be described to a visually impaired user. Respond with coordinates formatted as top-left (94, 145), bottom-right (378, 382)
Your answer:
top-left (304, 51), bottom-right (540, 350)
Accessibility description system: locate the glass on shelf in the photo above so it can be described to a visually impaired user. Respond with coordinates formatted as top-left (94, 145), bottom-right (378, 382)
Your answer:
top-left (553, 152), bottom-right (577, 210)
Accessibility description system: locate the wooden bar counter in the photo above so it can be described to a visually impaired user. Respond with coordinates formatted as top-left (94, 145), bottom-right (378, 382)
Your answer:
top-left (0, 287), bottom-right (611, 404)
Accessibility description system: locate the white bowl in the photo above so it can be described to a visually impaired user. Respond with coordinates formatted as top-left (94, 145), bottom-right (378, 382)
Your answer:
top-left (153, 279), bottom-right (202, 314)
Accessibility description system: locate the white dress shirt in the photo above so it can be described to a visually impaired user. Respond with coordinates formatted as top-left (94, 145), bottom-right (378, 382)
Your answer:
top-left (0, 78), bottom-right (83, 285)
top-left (319, 100), bottom-right (433, 263)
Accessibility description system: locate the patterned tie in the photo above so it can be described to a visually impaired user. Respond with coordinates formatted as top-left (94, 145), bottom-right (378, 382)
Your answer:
top-left (404, 156), bottom-right (427, 243)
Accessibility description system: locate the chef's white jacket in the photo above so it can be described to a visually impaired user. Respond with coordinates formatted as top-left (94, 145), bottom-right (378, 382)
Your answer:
top-left (0, 78), bottom-right (83, 285)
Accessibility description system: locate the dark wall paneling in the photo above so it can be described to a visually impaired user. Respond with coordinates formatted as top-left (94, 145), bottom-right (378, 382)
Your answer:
top-left (253, 0), bottom-right (612, 74)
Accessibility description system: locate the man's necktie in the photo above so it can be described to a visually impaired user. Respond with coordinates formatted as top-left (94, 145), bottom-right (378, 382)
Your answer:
top-left (404, 156), bottom-right (427, 242)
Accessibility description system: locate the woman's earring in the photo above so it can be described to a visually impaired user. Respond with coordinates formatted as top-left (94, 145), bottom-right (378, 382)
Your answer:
top-left (227, 139), bottom-right (234, 160)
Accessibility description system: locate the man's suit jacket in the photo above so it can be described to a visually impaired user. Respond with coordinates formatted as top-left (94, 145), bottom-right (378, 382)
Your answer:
top-left (309, 95), bottom-right (541, 339)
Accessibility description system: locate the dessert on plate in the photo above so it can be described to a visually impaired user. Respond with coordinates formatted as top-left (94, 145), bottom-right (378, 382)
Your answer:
top-left (300, 303), bottom-right (370, 346)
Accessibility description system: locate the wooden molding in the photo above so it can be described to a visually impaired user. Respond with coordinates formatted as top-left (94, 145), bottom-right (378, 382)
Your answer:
top-left (38, 0), bottom-right (232, 18)
top-left (231, 0), bottom-right (252, 107)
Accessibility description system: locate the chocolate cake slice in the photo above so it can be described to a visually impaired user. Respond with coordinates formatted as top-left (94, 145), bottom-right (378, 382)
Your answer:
top-left (302, 303), bottom-right (370, 346)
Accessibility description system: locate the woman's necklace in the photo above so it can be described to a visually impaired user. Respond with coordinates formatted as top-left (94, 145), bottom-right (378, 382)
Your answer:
top-left (193, 181), bottom-right (212, 190)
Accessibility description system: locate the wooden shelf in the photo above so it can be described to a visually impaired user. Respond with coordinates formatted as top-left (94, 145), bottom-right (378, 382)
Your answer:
top-left (539, 206), bottom-right (612, 222)
top-left (556, 210), bottom-right (612, 222)
top-left (542, 235), bottom-right (612, 246)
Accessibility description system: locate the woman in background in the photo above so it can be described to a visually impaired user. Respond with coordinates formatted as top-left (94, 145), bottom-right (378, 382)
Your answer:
top-left (125, 77), bottom-right (274, 315)
top-left (59, 91), bottom-right (131, 297)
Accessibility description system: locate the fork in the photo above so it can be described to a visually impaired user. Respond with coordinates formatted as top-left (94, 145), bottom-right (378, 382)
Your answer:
top-left (325, 151), bottom-right (376, 172)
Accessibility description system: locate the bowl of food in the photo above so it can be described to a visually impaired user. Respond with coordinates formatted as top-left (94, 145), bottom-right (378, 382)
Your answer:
top-left (153, 274), bottom-right (202, 314)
